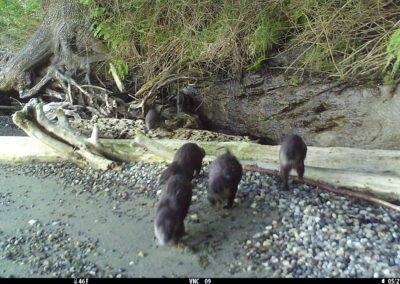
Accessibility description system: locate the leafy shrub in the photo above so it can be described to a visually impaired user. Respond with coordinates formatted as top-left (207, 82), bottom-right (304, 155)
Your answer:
top-left (0, 0), bottom-right (43, 49)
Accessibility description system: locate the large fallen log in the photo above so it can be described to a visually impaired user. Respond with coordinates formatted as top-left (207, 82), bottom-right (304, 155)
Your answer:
top-left (0, 128), bottom-right (399, 202)
top-left (133, 135), bottom-right (400, 203)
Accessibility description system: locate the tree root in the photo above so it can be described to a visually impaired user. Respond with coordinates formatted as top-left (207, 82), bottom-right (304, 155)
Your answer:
top-left (244, 165), bottom-right (400, 213)
top-left (11, 103), bottom-right (139, 170)
top-left (128, 64), bottom-right (198, 115)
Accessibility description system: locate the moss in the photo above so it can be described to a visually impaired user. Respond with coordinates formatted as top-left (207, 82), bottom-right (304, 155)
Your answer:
top-left (290, 77), bottom-right (300, 87)
top-left (257, 114), bottom-right (273, 124)
top-left (246, 55), bottom-right (266, 72)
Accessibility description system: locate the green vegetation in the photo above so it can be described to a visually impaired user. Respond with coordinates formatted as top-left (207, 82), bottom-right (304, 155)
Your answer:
top-left (383, 29), bottom-right (400, 83)
top-left (81, 0), bottom-right (292, 81)
top-left (282, 0), bottom-right (400, 83)
top-left (0, 0), bottom-right (43, 50)
top-left (2, 0), bottom-right (399, 84)
top-left (80, 0), bottom-right (399, 84)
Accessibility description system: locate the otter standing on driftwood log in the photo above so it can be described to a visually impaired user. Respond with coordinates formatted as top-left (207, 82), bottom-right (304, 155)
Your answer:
top-left (207, 149), bottom-right (243, 209)
top-left (279, 134), bottom-right (307, 191)
top-left (154, 174), bottom-right (192, 245)
top-left (158, 143), bottom-right (205, 185)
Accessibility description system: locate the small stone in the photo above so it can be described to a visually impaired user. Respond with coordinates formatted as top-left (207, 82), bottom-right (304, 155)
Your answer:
top-left (137, 251), bottom-right (145, 258)
top-left (253, 232), bottom-right (262, 239)
top-left (246, 240), bottom-right (252, 246)
top-left (262, 262), bottom-right (270, 268)
top-left (190, 214), bottom-right (199, 221)
top-left (28, 220), bottom-right (37, 226)
top-left (383, 269), bottom-right (391, 276)
top-left (282, 260), bottom-right (290, 267)
top-left (262, 240), bottom-right (272, 249)
top-left (129, 261), bottom-right (134, 266)
top-left (250, 203), bottom-right (257, 209)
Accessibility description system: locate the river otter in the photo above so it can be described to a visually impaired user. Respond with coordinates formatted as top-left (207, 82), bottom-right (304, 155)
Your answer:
top-left (158, 143), bottom-right (205, 185)
top-left (207, 149), bottom-right (243, 209)
top-left (145, 107), bottom-right (161, 131)
top-left (154, 174), bottom-right (192, 246)
top-left (279, 134), bottom-right (307, 191)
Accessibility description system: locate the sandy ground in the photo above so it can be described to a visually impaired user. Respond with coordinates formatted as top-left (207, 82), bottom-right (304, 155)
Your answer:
top-left (0, 168), bottom-right (276, 278)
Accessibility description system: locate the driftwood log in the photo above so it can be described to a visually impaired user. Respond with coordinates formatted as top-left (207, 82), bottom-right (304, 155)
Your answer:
top-left (1, 106), bottom-right (400, 204)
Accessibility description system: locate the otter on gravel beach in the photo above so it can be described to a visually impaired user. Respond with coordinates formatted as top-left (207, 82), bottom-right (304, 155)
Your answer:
top-left (207, 149), bottom-right (243, 209)
top-left (158, 143), bottom-right (205, 185)
top-left (279, 134), bottom-right (307, 191)
top-left (154, 174), bottom-right (192, 245)
top-left (145, 107), bottom-right (161, 131)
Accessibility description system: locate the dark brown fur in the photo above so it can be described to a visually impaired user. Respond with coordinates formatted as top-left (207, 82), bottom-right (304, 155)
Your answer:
top-left (207, 149), bottom-right (243, 209)
top-left (145, 108), bottom-right (161, 131)
top-left (279, 135), bottom-right (307, 191)
top-left (154, 174), bottom-right (192, 245)
top-left (158, 143), bottom-right (205, 185)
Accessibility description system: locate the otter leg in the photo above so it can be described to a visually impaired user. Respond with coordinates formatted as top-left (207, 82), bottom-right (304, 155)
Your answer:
top-left (175, 221), bottom-right (185, 241)
top-left (296, 162), bottom-right (305, 180)
top-left (224, 187), bottom-right (236, 209)
top-left (280, 165), bottom-right (291, 191)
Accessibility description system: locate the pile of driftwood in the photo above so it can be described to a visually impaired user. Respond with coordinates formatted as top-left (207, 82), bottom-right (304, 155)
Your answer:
top-left (0, 104), bottom-right (399, 211)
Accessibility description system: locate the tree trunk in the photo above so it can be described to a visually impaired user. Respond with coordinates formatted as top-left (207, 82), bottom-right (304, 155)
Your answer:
top-left (0, 0), bottom-right (113, 117)
top-left (191, 71), bottom-right (400, 150)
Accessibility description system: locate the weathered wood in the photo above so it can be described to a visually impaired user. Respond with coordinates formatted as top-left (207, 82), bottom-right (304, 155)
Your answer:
top-left (1, 134), bottom-right (399, 202)
top-left (12, 104), bottom-right (116, 170)
top-left (193, 73), bottom-right (400, 151)
top-left (153, 140), bottom-right (400, 176)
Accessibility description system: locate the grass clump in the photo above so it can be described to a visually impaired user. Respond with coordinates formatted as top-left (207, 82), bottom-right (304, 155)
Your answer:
top-left (82, 0), bottom-right (291, 84)
top-left (81, 0), bottom-right (400, 88)
top-left (280, 0), bottom-right (400, 82)
top-left (383, 29), bottom-right (400, 83)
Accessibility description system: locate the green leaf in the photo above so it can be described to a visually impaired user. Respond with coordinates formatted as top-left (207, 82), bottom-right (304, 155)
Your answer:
top-left (80, 0), bottom-right (92, 5)
top-left (91, 7), bottom-right (105, 18)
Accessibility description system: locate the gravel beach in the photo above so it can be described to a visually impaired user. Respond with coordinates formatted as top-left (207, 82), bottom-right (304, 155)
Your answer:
top-left (0, 115), bottom-right (399, 278)
top-left (0, 160), bottom-right (399, 278)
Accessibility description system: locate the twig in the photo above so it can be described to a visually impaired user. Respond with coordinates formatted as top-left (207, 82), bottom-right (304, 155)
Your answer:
top-left (81, 85), bottom-right (112, 93)
top-left (109, 62), bottom-right (125, 93)
top-left (243, 165), bottom-right (400, 213)
top-left (0, 106), bottom-right (21, 111)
